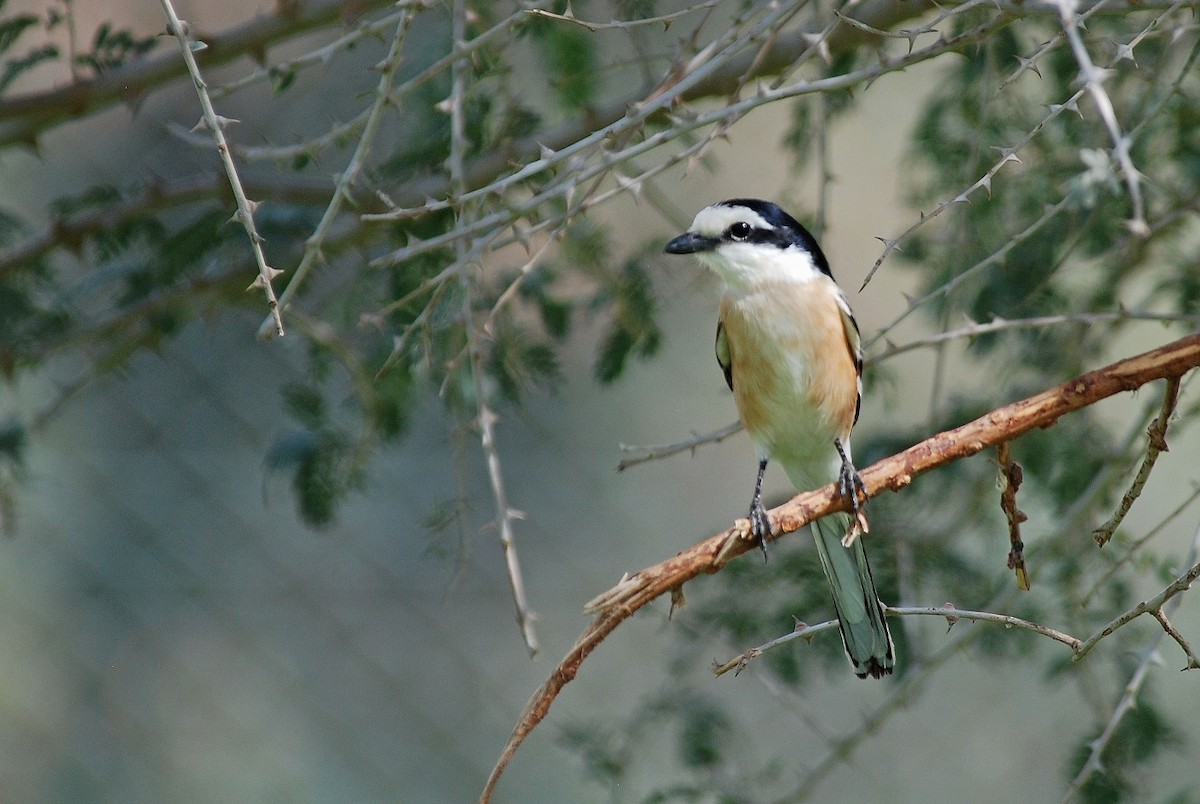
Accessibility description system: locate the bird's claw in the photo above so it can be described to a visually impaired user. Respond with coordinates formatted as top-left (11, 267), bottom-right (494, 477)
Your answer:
top-left (837, 456), bottom-right (870, 546)
top-left (748, 499), bottom-right (771, 563)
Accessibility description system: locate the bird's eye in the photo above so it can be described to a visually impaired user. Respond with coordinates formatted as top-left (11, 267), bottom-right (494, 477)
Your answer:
top-left (728, 222), bottom-right (753, 241)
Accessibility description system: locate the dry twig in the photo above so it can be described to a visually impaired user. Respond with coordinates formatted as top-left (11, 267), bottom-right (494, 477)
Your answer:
top-left (997, 442), bottom-right (1031, 590)
top-left (1092, 376), bottom-right (1181, 545)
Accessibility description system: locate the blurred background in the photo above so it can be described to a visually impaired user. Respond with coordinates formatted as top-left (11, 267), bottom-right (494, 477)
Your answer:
top-left (0, 1), bottom-right (1198, 802)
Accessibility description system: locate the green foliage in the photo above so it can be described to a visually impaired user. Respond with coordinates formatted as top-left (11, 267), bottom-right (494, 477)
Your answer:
top-left (525, 5), bottom-right (598, 113)
top-left (265, 426), bottom-right (360, 528)
top-left (0, 5), bottom-right (56, 95)
top-left (557, 721), bottom-right (629, 792)
top-left (0, 418), bottom-right (24, 465)
top-left (73, 22), bottom-right (156, 75)
top-left (0, 11), bottom-right (36, 53)
top-left (487, 321), bottom-right (562, 404)
top-left (594, 258), bottom-right (662, 384)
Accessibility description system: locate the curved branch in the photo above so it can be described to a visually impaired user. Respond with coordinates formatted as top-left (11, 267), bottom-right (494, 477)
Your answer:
top-left (480, 331), bottom-right (1200, 802)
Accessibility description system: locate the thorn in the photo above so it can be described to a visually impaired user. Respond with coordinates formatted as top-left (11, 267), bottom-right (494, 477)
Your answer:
top-left (614, 172), bottom-right (643, 197)
top-left (191, 115), bottom-right (240, 132)
top-left (511, 222), bottom-right (532, 253)
top-left (1048, 98), bottom-right (1083, 118)
top-left (669, 585), bottom-right (686, 617)
top-left (1013, 55), bottom-right (1042, 79)
top-left (246, 266), bottom-right (284, 291)
top-left (942, 602), bottom-right (959, 631)
top-left (1113, 41), bottom-right (1137, 66)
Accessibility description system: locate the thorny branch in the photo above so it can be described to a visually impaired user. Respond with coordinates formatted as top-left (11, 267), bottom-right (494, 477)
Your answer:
top-left (1053, 0), bottom-right (1148, 236)
top-left (481, 333), bottom-right (1200, 802)
top-left (255, 5), bottom-right (423, 338)
top-left (616, 421), bottom-right (744, 472)
top-left (158, 0), bottom-right (284, 336)
top-left (1091, 376), bottom-right (1181, 545)
top-left (714, 604), bottom-right (1082, 678)
top-left (449, 0), bottom-right (538, 656)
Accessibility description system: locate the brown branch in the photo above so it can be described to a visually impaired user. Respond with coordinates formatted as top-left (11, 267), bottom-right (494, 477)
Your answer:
top-left (997, 442), bottom-right (1031, 590)
top-left (1092, 376), bottom-right (1181, 545)
top-left (480, 331), bottom-right (1200, 802)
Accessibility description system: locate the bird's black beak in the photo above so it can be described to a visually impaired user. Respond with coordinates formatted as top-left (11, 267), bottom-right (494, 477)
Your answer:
top-left (664, 231), bottom-right (716, 255)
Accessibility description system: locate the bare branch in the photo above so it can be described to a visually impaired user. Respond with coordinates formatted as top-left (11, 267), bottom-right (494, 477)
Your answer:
top-left (256, 7), bottom-right (422, 338)
top-left (616, 421), bottom-right (743, 472)
top-left (158, 0), bottom-right (284, 335)
top-left (1053, 0), bottom-right (1148, 235)
top-left (524, 1), bottom-right (722, 32)
top-left (449, 0), bottom-right (538, 657)
top-left (1082, 484), bottom-right (1200, 605)
top-left (871, 310), bottom-right (1200, 362)
top-left (715, 604), bottom-right (1081, 676)
top-left (1073, 553), bottom-right (1200, 662)
top-left (1092, 376), bottom-right (1181, 545)
top-left (481, 333), bottom-right (1200, 802)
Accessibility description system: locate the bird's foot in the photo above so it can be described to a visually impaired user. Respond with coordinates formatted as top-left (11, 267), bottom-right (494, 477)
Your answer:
top-left (836, 448), bottom-right (870, 547)
top-left (748, 498), bottom-right (771, 563)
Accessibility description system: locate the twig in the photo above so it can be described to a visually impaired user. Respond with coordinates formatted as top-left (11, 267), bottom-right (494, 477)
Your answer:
top-left (211, 6), bottom-right (420, 100)
top-left (621, 310), bottom-right (1200, 474)
top-left (1092, 377), bottom-right (1181, 545)
top-left (525, 1), bottom-right (721, 32)
top-left (1073, 555), bottom-right (1200, 662)
top-left (1082, 484), bottom-right (1200, 606)
top-left (1053, 0), bottom-right (1148, 236)
top-left (448, 0), bottom-right (538, 656)
top-left (616, 421), bottom-right (743, 472)
top-left (714, 604), bottom-right (1081, 676)
top-left (480, 332), bottom-right (1200, 802)
top-left (997, 442), bottom-right (1031, 590)
top-left (256, 6), bottom-right (422, 338)
top-left (1151, 608), bottom-right (1200, 669)
top-left (871, 310), bottom-right (1200, 362)
top-left (158, 0), bottom-right (284, 336)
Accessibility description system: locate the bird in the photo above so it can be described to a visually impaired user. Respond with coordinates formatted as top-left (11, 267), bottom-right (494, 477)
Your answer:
top-left (664, 198), bottom-right (895, 679)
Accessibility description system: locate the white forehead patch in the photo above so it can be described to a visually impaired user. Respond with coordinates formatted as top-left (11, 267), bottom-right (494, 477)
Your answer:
top-left (689, 204), bottom-right (773, 238)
